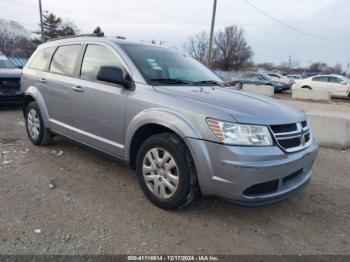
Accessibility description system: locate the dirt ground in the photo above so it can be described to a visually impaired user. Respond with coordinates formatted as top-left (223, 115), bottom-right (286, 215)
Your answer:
top-left (0, 102), bottom-right (349, 255)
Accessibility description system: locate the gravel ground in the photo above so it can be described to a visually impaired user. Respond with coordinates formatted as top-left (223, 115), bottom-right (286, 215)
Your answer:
top-left (0, 106), bottom-right (349, 255)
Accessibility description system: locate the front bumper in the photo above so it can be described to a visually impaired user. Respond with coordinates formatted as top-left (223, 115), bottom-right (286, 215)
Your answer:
top-left (185, 138), bottom-right (318, 206)
top-left (274, 84), bottom-right (290, 92)
top-left (0, 93), bottom-right (24, 104)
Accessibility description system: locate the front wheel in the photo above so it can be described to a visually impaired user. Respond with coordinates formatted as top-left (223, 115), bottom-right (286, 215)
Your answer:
top-left (136, 133), bottom-right (198, 210)
top-left (232, 81), bottom-right (243, 89)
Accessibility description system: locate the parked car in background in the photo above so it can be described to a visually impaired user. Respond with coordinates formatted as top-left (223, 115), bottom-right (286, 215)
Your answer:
top-left (0, 53), bottom-right (23, 105)
top-left (21, 36), bottom-right (318, 210)
top-left (293, 74), bottom-right (350, 97)
top-left (287, 74), bottom-right (302, 80)
top-left (267, 72), bottom-right (294, 86)
top-left (231, 72), bottom-right (290, 92)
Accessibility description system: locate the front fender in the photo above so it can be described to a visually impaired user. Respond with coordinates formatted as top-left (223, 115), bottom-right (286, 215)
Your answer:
top-left (124, 108), bottom-right (202, 161)
top-left (24, 86), bottom-right (50, 128)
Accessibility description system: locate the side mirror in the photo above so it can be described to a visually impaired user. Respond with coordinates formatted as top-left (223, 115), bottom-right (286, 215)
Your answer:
top-left (97, 66), bottom-right (134, 90)
top-left (16, 65), bottom-right (23, 69)
top-left (341, 81), bottom-right (347, 85)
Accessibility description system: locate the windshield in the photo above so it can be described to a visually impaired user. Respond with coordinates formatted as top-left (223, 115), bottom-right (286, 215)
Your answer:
top-left (0, 55), bottom-right (15, 68)
top-left (119, 43), bottom-right (224, 86)
top-left (341, 76), bottom-right (350, 83)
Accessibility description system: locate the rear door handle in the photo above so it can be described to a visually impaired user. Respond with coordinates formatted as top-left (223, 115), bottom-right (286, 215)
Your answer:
top-left (72, 86), bottom-right (84, 92)
top-left (39, 78), bottom-right (46, 83)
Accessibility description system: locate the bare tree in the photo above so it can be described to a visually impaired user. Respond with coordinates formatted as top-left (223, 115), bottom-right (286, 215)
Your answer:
top-left (184, 31), bottom-right (208, 64)
top-left (0, 19), bottom-right (31, 56)
top-left (213, 26), bottom-right (253, 71)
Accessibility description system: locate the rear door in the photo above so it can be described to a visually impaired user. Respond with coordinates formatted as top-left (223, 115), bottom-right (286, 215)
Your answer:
top-left (44, 44), bottom-right (83, 130)
top-left (311, 76), bottom-right (329, 91)
top-left (67, 43), bottom-right (130, 157)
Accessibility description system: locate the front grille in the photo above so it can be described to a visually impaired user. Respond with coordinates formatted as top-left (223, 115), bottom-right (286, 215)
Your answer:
top-left (0, 78), bottom-right (20, 92)
top-left (270, 121), bottom-right (312, 153)
top-left (270, 123), bottom-right (297, 133)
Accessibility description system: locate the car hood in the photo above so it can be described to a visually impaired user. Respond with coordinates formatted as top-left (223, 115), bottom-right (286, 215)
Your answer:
top-left (0, 68), bottom-right (22, 78)
top-left (154, 85), bottom-right (305, 125)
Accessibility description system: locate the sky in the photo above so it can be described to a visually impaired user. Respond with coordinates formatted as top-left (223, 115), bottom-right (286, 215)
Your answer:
top-left (1, 0), bottom-right (349, 68)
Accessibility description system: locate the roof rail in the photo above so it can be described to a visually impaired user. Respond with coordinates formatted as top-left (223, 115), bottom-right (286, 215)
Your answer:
top-left (46, 33), bottom-right (104, 42)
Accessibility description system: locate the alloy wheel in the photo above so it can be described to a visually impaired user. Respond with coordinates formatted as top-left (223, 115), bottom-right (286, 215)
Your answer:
top-left (142, 147), bottom-right (179, 199)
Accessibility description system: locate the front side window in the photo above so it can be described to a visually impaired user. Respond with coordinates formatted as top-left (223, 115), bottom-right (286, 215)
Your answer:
top-left (50, 45), bottom-right (81, 76)
top-left (80, 44), bottom-right (124, 81)
top-left (28, 47), bottom-right (56, 71)
top-left (250, 74), bottom-right (261, 81)
top-left (328, 77), bottom-right (342, 84)
top-left (260, 74), bottom-right (273, 81)
top-left (119, 43), bottom-right (223, 86)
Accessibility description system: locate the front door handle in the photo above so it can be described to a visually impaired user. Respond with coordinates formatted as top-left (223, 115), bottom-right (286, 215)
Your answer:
top-left (39, 78), bottom-right (46, 83)
top-left (72, 86), bottom-right (84, 92)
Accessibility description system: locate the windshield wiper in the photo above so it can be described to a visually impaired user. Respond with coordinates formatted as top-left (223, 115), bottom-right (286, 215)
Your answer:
top-left (149, 78), bottom-right (192, 85)
top-left (192, 80), bottom-right (227, 86)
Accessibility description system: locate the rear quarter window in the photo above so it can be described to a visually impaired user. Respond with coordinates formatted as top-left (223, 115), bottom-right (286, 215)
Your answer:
top-left (312, 76), bottom-right (328, 82)
top-left (28, 47), bottom-right (56, 71)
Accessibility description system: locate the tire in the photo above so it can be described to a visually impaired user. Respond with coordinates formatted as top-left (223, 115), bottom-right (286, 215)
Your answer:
top-left (25, 101), bottom-right (53, 146)
top-left (232, 82), bottom-right (243, 89)
top-left (136, 133), bottom-right (198, 210)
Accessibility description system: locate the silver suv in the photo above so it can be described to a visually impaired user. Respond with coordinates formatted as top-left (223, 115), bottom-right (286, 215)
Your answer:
top-left (21, 36), bottom-right (318, 210)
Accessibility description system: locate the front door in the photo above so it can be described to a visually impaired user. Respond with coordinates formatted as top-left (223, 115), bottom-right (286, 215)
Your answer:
top-left (68, 44), bottom-right (130, 157)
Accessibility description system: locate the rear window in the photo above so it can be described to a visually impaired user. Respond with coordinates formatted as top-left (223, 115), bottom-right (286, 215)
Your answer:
top-left (28, 47), bottom-right (56, 71)
top-left (50, 45), bottom-right (81, 76)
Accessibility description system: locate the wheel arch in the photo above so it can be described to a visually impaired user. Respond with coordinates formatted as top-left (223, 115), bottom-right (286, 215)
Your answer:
top-left (301, 85), bottom-right (312, 90)
top-left (125, 109), bottom-right (201, 169)
top-left (23, 86), bottom-right (50, 128)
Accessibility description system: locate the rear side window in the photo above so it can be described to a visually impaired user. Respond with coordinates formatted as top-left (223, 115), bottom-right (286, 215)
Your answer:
top-left (28, 47), bottom-right (56, 71)
top-left (312, 76), bottom-right (328, 82)
top-left (50, 45), bottom-right (81, 76)
top-left (80, 44), bottom-right (124, 81)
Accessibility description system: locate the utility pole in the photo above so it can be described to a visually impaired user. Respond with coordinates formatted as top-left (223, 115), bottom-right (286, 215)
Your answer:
top-left (38, 0), bottom-right (44, 42)
top-left (208, 0), bottom-right (217, 66)
top-left (288, 55), bottom-right (292, 73)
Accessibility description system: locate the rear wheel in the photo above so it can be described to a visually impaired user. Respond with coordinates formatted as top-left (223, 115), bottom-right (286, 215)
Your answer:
top-left (25, 101), bottom-right (53, 146)
top-left (136, 133), bottom-right (198, 210)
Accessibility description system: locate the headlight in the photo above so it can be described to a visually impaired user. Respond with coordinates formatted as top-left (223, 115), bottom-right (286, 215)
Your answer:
top-left (207, 118), bottom-right (273, 146)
